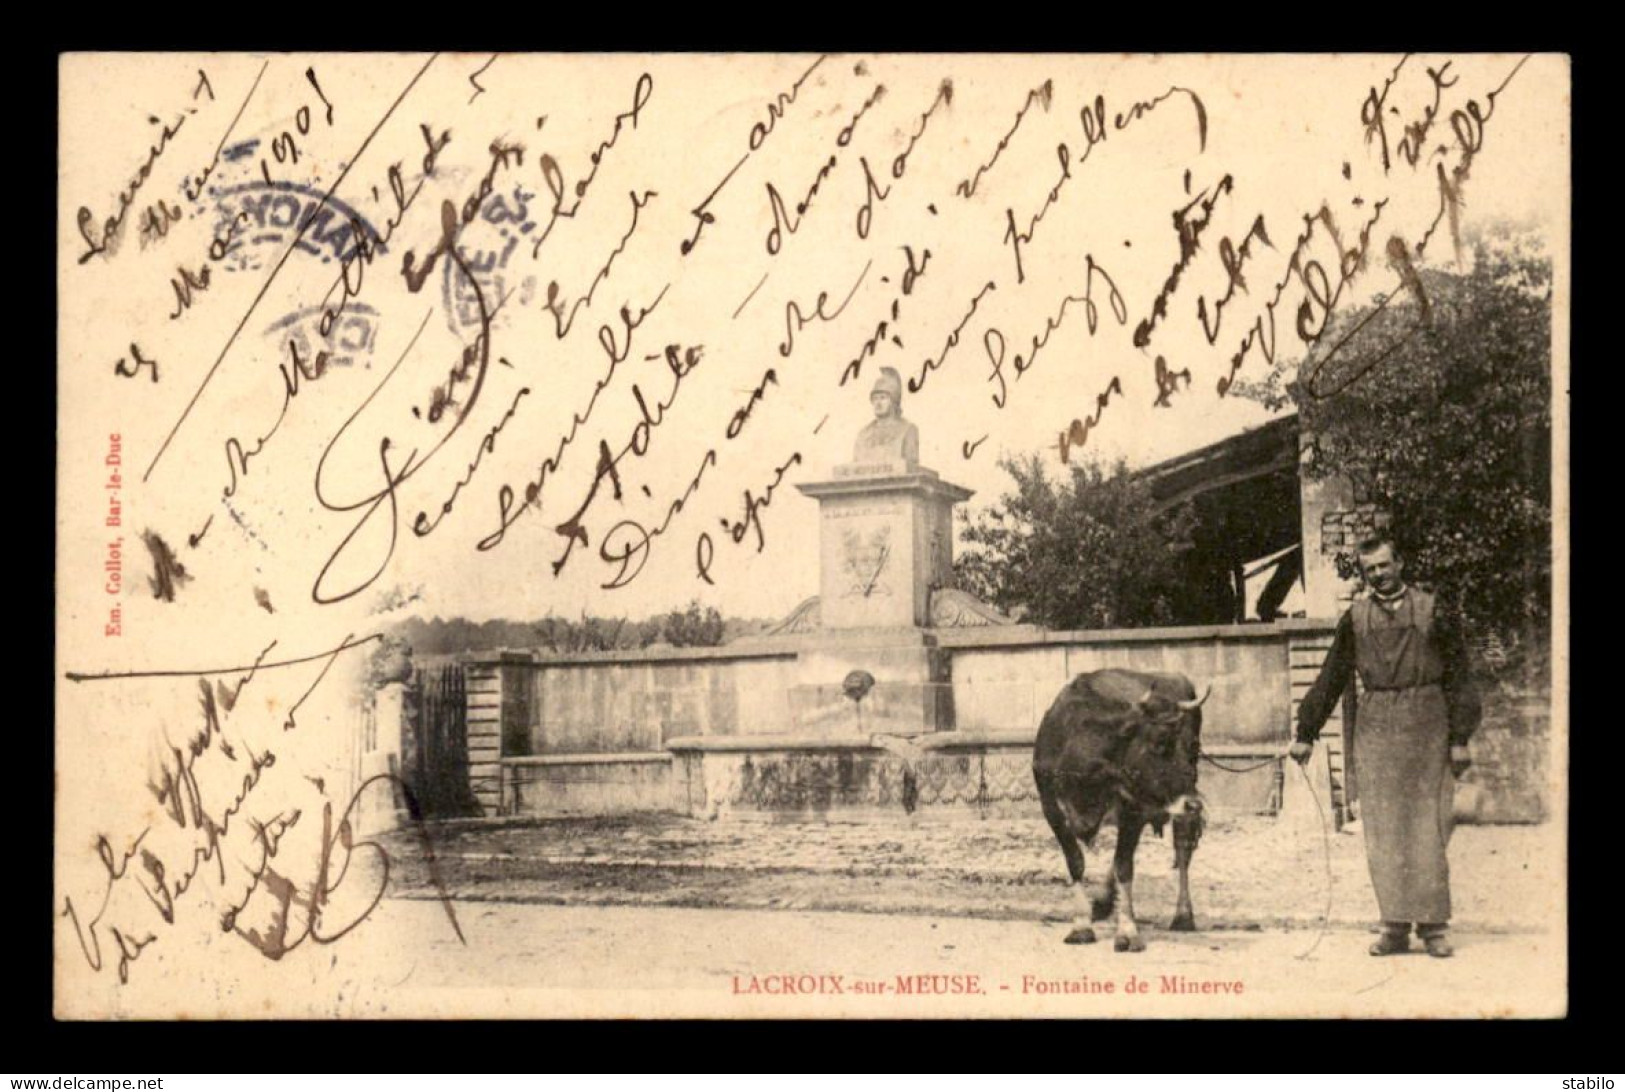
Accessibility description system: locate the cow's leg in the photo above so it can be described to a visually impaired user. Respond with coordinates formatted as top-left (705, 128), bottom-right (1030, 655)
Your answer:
top-left (1039, 784), bottom-right (1095, 944)
top-left (1169, 800), bottom-right (1204, 932)
top-left (1112, 818), bottom-right (1146, 952)
top-left (1091, 870), bottom-right (1118, 923)
top-left (1066, 877), bottom-right (1098, 944)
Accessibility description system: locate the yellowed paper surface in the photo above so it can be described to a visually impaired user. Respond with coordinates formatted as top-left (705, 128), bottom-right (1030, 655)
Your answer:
top-left (56, 52), bottom-right (1569, 1019)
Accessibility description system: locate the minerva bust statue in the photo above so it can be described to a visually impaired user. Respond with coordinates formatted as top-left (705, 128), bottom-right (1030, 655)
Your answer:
top-left (852, 367), bottom-right (920, 468)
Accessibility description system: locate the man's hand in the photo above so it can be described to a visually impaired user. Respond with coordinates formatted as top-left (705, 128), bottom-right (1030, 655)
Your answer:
top-left (1450, 745), bottom-right (1472, 778)
top-left (1288, 740), bottom-right (1314, 766)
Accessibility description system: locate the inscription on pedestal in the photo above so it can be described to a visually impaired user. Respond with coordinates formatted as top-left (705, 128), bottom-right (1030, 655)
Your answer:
top-left (835, 461), bottom-right (910, 479)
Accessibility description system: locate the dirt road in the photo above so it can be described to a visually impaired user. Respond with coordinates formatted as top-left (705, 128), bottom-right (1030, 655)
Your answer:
top-left (342, 900), bottom-right (1565, 1019)
top-left (383, 813), bottom-right (1563, 931)
top-left (346, 812), bottom-right (1568, 1018)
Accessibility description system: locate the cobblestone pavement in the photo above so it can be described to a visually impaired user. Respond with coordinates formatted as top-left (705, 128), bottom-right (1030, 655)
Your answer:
top-left (384, 811), bottom-right (1562, 932)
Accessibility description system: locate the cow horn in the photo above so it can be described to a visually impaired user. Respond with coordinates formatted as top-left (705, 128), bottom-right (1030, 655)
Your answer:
top-left (1135, 687), bottom-right (1155, 709)
top-left (1177, 683), bottom-right (1213, 711)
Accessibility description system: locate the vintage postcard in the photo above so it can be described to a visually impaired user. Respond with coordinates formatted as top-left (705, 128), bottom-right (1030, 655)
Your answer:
top-left (55, 52), bottom-right (1569, 1019)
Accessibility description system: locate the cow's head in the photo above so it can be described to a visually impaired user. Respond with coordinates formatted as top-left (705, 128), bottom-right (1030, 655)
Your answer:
top-left (1116, 682), bottom-right (1211, 803)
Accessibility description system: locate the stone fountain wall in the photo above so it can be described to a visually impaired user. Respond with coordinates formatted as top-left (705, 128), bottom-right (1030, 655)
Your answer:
top-left (467, 620), bottom-right (1318, 821)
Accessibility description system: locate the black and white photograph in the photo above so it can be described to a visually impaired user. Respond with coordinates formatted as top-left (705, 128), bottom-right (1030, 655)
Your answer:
top-left (54, 51), bottom-right (1568, 1019)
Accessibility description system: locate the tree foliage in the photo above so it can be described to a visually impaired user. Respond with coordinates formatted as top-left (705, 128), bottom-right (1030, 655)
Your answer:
top-left (389, 600), bottom-right (735, 657)
top-left (658, 600), bottom-right (727, 647)
top-left (954, 454), bottom-right (1198, 630)
top-left (366, 634), bottom-right (416, 687)
top-left (1237, 228), bottom-right (1553, 637)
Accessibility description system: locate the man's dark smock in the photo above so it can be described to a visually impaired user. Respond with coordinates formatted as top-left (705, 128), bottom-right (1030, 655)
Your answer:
top-left (1296, 588), bottom-right (1481, 923)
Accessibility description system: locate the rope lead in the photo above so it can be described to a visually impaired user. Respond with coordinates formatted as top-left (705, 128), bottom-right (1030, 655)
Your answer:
top-left (1292, 758), bottom-right (1335, 960)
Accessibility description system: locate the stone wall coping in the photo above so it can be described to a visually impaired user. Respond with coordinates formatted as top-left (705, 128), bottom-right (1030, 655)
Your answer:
top-left (657, 734), bottom-right (1288, 756)
top-left (915, 730), bottom-right (1035, 749)
top-left (501, 752), bottom-right (673, 766)
top-left (1275, 617), bottom-right (1342, 634)
top-left (468, 645), bottom-right (800, 668)
top-left (935, 618), bottom-right (1339, 649)
top-left (466, 619), bottom-right (1342, 668)
top-left (666, 735), bottom-right (897, 753)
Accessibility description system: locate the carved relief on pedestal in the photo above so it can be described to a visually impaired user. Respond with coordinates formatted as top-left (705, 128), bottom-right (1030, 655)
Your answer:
top-left (839, 525), bottom-right (894, 600)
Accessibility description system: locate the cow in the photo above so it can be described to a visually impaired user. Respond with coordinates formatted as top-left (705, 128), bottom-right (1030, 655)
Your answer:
top-left (1033, 668), bottom-right (1211, 951)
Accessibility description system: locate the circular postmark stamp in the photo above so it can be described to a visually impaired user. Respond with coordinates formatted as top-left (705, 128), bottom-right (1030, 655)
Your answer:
top-left (437, 178), bottom-right (539, 334)
top-left (206, 138), bottom-right (388, 275)
top-left (263, 302), bottom-right (383, 372)
top-left (190, 137), bottom-right (392, 371)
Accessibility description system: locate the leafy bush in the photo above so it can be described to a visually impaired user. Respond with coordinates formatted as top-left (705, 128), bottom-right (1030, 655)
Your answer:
top-left (954, 454), bottom-right (1198, 630)
top-left (1237, 228), bottom-right (1553, 638)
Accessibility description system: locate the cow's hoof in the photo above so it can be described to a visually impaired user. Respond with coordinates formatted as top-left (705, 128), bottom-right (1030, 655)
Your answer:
top-left (1090, 897), bottom-right (1116, 922)
top-left (1063, 927), bottom-right (1097, 945)
top-left (1114, 934), bottom-right (1146, 953)
top-left (1169, 913), bottom-right (1197, 932)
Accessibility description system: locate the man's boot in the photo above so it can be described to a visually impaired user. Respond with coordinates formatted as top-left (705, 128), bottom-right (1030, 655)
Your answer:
top-left (1369, 922), bottom-right (1411, 956)
top-left (1418, 923), bottom-right (1454, 958)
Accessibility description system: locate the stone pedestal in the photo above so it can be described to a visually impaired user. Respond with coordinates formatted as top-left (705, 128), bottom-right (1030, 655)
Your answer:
top-left (790, 462), bottom-right (974, 738)
top-left (796, 464), bottom-right (973, 630)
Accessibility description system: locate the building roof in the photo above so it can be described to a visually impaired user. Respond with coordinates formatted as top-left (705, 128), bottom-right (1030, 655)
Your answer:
top-left (1137, 413), bottom-right (1300, 510)
top-left (1134, 414), bottom-right (1304, 623)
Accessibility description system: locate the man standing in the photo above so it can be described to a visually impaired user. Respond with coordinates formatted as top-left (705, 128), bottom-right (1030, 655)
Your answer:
top-left (1291, 535), bottom-right (1481, 957)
